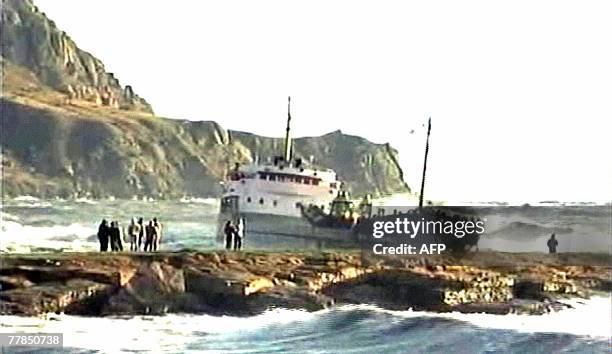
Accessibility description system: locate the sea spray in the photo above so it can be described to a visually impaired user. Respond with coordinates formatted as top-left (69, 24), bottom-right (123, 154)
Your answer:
top-left (0, 297), bottom-right (609, 353)
top-left (333, 296), bottom-right (612, 339)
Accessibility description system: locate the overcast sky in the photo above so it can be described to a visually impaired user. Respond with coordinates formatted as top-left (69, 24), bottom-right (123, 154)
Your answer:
top-left (36, 0), bottom-right (611, 203)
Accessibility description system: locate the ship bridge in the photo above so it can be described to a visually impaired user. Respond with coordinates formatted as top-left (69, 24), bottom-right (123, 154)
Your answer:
top-left (220, 97), bottom-right (342, 218)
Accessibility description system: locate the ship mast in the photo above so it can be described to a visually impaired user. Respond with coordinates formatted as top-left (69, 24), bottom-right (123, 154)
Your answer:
top-left (418, 117), bottom-right (431, 209)
top-left (284, 96), bottom-right (292, 162)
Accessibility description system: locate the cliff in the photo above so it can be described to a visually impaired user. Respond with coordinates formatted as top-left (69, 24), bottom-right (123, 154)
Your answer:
top-left (231, 130), bottom-right (408, 197)
top-left (1, 0), bottom-right (152, 113)
top-left (0, 0), bottom-right (410, 199)
top-left (1, 94), bottom-right (409, 198)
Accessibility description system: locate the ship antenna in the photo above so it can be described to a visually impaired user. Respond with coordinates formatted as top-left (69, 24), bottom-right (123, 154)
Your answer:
top-left (418, 117), bottom-right (431, 209)
top-left (284, 96), bottom-right (292, 162)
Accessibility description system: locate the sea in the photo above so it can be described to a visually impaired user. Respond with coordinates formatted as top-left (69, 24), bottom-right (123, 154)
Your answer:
top-left (0, 196), bottom-right (611, 353)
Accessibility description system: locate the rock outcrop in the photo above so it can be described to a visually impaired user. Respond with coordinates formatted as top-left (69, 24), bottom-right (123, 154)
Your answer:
top-left (1, 0), bottom-right (152, 113)
top-left (0, 251), bottom-right (609, 317)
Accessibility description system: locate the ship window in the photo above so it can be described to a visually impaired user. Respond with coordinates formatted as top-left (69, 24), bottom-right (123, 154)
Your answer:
top-left (329, 190), bottom-right (334, 194)
top-left (269, 175), bottom-right (276, 181)
top-left (312, 180), bottom-right (319, 186)
top-left (273, 200), bottom-right (278, 207)
top-left (330, 182), bottom-right (337, 188)
top-left (295, 202), bottom-right (301, 208)
top-left (259, 174), bottom-right (266, 180)
top-left (295, 177), bottom-right (302, 183)
top-left (247, 197), bottom-right (252, 203)
top-left (259, 198), bottom-right (264, 205)
top-left (303, 178), bottom-right (310, 185)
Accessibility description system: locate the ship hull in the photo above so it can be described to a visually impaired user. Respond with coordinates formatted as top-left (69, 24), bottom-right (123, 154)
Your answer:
top-left (216, 212), bottom-right (358, 250)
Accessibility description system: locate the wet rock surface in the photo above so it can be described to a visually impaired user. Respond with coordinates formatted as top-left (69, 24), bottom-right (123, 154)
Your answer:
top-left (0, 251), bottom-right (609, 317)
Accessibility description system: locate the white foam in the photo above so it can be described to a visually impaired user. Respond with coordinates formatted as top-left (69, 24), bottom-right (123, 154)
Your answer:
top-left (0, 297), bottom-right (608, 352)
top-left (0, 308), bottom-right (319, 352)
top-left (9, 198), bottom-right (53, 208)
top-left (74, 198), bottom-right (98, 205)
top-left (0, 211), bottom-right (20, 222)
top-left (179, 197), bottom-right (218, 205)
top-left (337, 295), bottom-right (612, 339)
top-left (0, 220), bottom-right (97, 253)
top-left (12, 195), bottom-right (40, 202)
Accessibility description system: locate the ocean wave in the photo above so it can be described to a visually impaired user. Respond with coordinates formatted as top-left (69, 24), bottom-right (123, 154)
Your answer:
top-left (488, 221), bottom-right (573, 238)
top-left (12, 195), bottom-right (41, 202)
top-left (0, 297), bottom-right (608, 353)
top-left (0, 211), bottom-right (20, 221)
top-left (8, 195), bottom-right (53, 208)
top-left (0, 220), bottom-right (97, 253)
top-left (0, 308), bottom-right (321, 353)
top-left (75, 198), bottom-right (99, 205)
top-left (334, 296), bottom-right (611, 339)
top-left (179, 197), bottom-right (218, 205)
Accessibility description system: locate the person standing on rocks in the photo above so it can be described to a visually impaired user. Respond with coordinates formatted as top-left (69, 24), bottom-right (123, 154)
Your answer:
top-left (547, 234), bottom-right (558, 254)
top-left (109, 221), bottom-right (123, 251)
top-left (233, 218), bottom-right (244, 251)
top-left (137, 217), bottom-right (147, 251)
top-left (145, 220), bottom-right (158, 252)
top-left (97, 219), bottom-right (110, 252)
top-left (153, 217), bottom-right (163, 251)
top-left (224, 220), bottom-right (234, 250)
top-left (127, 218), bottom-right (141, 252)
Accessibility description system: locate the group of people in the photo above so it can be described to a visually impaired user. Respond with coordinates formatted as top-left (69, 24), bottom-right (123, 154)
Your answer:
top-left (223, 218), bottom-right (245, 251)
top-left (97, 217), bottom-right (163, 252)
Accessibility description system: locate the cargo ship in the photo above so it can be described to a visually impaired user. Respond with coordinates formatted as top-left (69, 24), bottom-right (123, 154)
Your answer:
top-left (216, 98), bottom-right (356, 248)
top-left (217, 104), bottom-right (480, 252)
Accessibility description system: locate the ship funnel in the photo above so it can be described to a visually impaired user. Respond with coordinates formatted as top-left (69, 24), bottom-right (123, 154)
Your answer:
top-left (284, 96), bottom-right (292, 162)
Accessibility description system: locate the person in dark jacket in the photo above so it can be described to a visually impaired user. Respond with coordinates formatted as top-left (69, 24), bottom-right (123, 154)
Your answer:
top-left (97, 219), bottom-right (110, 252)
top-left (137, 217), bottom-right (147, 251)
top-left (233, 218), bottom-right (244, 251)
top-left (127, 218), bottom-right (141, 252)
top-left (224, 220), bottom-right (234, 250)
top-left (145, 220), bottom-right (157, 252)
top-left (547, 234), bottom-right (558, 254)
top-left (109, 221), bottom-right (123, 252)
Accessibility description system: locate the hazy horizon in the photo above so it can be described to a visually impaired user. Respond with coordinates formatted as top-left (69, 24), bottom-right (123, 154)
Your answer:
top-left (33, 0), bottom-right (612, 202)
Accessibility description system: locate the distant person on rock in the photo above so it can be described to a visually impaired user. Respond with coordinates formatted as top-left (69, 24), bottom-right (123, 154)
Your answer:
top-left (547, 234), bottom-right (558, 254)
top-left (224, 220), bottom-right (234, 250)
top-left (137, 217), bottom-right (147, 251)
top-left (153, 217), bottom-right (163, 251)
top-left (109, 221), bottom-right (123, 251)
top-left (233, 218), bottom-right (244, 251)
top-left (145, 220), bottom-right (158, 252)
top-left (127, 218), bottom-right (141, 252)
top-left (97, 219), bottom-right (110, 252)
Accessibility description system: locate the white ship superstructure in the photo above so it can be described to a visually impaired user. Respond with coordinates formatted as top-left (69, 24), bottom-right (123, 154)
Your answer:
top-left (219, 97), bottom-right (341, 219)
top-left (221, 160), bottom-right (341, 218)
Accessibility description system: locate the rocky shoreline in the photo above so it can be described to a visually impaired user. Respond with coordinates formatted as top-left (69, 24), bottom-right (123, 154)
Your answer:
top-left (0, 251), bottom-right (610, 317)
